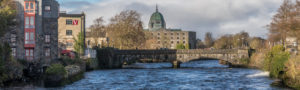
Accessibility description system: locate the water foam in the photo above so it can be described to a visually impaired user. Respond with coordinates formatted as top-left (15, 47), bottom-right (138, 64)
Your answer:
top-left (246, 71), bottom-right (269, 78)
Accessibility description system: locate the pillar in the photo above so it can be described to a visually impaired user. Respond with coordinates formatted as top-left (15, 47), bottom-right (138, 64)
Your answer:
top-left (172, 61), bottom-right (181, 68)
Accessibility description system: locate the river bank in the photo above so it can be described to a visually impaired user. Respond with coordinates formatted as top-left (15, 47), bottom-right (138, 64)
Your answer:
top-left (225, 46), bottom-right (300, 89)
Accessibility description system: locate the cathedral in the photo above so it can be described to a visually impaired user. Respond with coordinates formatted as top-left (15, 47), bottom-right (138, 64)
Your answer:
top-left (145, 6), bottom-right (196, 49)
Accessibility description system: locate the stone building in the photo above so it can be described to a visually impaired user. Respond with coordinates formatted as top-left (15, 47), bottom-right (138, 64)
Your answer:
top-left (58, 12), bottom-right (86, 51)
top-left (11, 0), bottom-right (59, 64)
top-left (145, 6), bottom-right (196, 49)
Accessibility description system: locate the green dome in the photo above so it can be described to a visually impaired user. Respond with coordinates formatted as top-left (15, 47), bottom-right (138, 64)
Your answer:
top-left (148, 6), bottom-right (166, 31)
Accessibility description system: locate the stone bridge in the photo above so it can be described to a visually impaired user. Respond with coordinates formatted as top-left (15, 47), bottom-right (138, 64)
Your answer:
top-left (97, 49), bottom-right (249, 68)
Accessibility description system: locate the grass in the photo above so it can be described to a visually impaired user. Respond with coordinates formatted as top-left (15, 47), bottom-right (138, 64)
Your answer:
top-left (283, 55), bottom-right (300, 89)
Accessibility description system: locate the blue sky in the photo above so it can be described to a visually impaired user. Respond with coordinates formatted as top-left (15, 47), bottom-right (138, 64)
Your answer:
top-left (57, 0), bottom-right (282, 39)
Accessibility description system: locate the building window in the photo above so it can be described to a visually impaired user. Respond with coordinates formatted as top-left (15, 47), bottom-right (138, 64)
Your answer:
top-left (45, 48), bottom-right (50, 57)
top-left (25, 32), bottom-right (29, 41)
top-left (158, 37), bottom-right (160, 39)
top-left (30, 2), bottom-right (34, 9)
top-left (25, 16), bottom-right (29, 28)
top-left (177, 37), bottom-right (179, 39)
top-left (25, 49), bottom-right (34, 61)
top-left (183, 41), bottom-right (186, 44)
top-left (177, 41), bottom-right (180, 44)
top-left (66, 42), bottom-right (73, 47)
top-left (171, 33), bottom-right (173, 35)
top-left (182, 33), bottom-right (185, 35)
top-left (158, 41), bottom-right (160, 44)
top-left (25, 3), bottom-right (29, 9)
top-left (171, 41), bottom-right (174, 44)
top-left (158, 33), bottom-right (160, 35)
top-left (11, 34), bottom-right (16, 46)
top-left (11, 48), bottom-right (16, 57)
top-left (45, 35), bottom-right (50, 43)
top-left (66, 19), bottom-right (73, 25)
top-left (24, 2), bottom-right (35, 13)
top-left (66, 30), bottom-right (72, 36)
top-left (25, 16), bottom-right (35, 28)
top-left (151, 33), bottom-right (153, 35)
top-left (177, 33), bottom-right (179, 35)
top-left (171, 37), bottom-right (173, 39)
top-left (25, 32), bottom-right (35, 44)
top-left (45, 5), bottom-right (51, 11)
top-left (164, 33), bottom-right (167, 35)
top-left (30, 16), bottom-right (35, 28)
top-left (183, 37), bottom-right (185, 39)
top-left (11, 34), bottom-right (16, 42)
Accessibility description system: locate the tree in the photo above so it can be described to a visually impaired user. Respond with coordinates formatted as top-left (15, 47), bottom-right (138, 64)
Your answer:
top-left (268, 0), bottom-right (296, 44)
top-left (232, 31), bottom-right (250, 48)
top-left (144, 31), bottom-right (158, 49)
top-left (74, 32), bottom-right (85, 55)
top-left (106, 10), bottom-right (146, 49)
top-left (176, 43), bottom-right (185, 49)
top-left (89, 17), bottom-right (106, 47)
top-left (0, 0), bottom-right (16, 37)
top-left (185, 43), bottom-right (190, 49)
top-left (250, 37), bottom-right (265, 49)
top-left (196, 39), bottom-right (206, 49)
top-left (204, 32), bottom-right (214, 48)
top-left (214, 35), bottom-right (233, 49)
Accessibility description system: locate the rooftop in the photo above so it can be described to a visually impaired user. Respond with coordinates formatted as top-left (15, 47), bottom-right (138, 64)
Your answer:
top-left (59, 11), bottom-right (85, 17)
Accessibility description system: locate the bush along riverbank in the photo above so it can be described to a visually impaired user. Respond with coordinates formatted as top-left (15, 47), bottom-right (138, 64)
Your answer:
top-left (0, 54), bottom-right (88, 88)
top-left (44, 57), bottom-right (86, 87)
top-left (229, 45), bottom-right (300, 89)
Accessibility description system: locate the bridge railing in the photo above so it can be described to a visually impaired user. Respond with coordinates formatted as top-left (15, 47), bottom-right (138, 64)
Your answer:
top-left (111, 49), bottom-right (243, 55)
top-left (176, 49), bottom-right (239, 54)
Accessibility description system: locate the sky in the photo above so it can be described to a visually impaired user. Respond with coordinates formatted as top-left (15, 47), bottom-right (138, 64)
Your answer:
top-left (57, 0), bottom-right (283, 39)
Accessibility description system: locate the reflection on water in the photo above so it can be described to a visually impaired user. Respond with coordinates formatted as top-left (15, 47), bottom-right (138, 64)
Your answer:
top-left (6, 60), bottom-right (290, 90)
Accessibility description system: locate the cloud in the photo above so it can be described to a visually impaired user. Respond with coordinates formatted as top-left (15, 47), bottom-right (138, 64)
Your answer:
top-left (59, 0), bottom-right (283, 39)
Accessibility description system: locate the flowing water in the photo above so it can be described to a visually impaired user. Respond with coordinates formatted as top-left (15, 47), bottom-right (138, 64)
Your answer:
top-left (7, 60), bottom-right (290, 90)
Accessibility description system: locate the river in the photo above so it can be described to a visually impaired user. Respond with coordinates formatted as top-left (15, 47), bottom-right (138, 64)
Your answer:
top-left (7, 60), bottom-right (290, 90)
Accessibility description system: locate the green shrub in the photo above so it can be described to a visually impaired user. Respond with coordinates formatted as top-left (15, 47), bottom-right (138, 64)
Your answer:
top-left (46, 64), bottom-right (66, 76)
top-left (263, 45), bottom-right (290, 78)
top-left (176, 43), bottom-right (185, 49)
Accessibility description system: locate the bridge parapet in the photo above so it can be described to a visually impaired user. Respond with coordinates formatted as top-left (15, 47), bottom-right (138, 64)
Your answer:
top-left (97, 49), bottom-right (250, 68)
top-left (176, 49), bottom-right (238, 54)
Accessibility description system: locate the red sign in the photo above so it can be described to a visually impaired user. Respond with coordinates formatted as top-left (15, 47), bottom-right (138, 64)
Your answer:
top-left (73, 20), bottom-right (78, 25)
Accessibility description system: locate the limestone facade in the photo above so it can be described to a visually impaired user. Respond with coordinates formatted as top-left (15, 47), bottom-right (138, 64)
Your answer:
top-left (58, 12), bottom-right (85, 51)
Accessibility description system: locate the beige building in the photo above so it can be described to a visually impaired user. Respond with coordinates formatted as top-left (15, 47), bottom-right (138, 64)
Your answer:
top-left (286, 37), bottom-right (299, 54)
top-left (58, 12), bottom-right (85, 51)
top-left (145, 6), bottom-right (196, 49)
top-left (85, 28), bottom-right (108, 48)
top-left (145, 29), bottom-right (196, 49)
